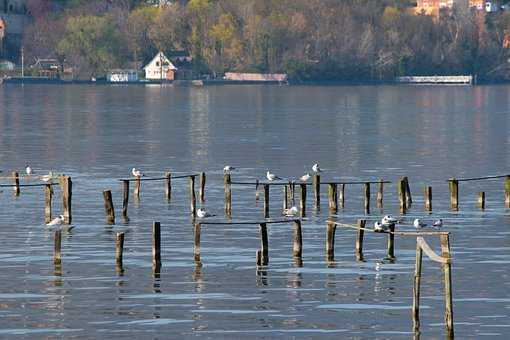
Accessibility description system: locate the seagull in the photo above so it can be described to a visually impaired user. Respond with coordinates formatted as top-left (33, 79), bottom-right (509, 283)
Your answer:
top-left (197, 208), bottom-right (215, 218)
top-left (131, 168), bottom-right (143, 177)
top-left (223, 165), bottom-right (235, 173)
top-left (283, 206), bottom-right (299, 216)
top-left (374, 221), bottom-right (385, 232)
top-left (432, 219), bottom-right (443, 228)
top-left (312, 163), bottom-right (321, 173)
top-left (41, 171), bottom-right (54, 182)
top-left (414, 218), bottom-right (427, 229)
top-left (266, 171), bottom-right (282, 181)
top-left (299, 173), bottom-right (311, 182)
top-left (46, 215), bottom-right (65, 226)
top-left (381, 215), bottom-right (398, 226)
top-left (25, 165), bottom-right (33, 176)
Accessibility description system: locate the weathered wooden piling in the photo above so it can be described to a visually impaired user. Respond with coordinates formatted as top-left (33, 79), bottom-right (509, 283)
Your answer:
top-left (165, 172), bottom-right (172, 201)
top-left (199, 172), bottom-right (206, 203)
top-left (12, 171), bottom-right (20, 196)
top-left (152, 221), bottom-right (161, 272)
top-left (122, 180), bottom-right (129, 219)
top-left (194, 223), bottom-right (201, 262)
top-left (355, 220), bottom-right (365, 261)
top-left (256, 250), bottom-right (262, 266)
top-left (259, 223), bottom-right (269, 265)
top-left (326, 221), bottom-right (336, 261)
top-left (293, 220), bottom-right (302, 258)
top-left (189, 176), bottom-right (197, 216)
top-left (54, 230), bottom-right (62, 265)
top-left (328, 183), bottom-right (338, 213)
top-left (505, 176), bottom-right (510, 208)
top-left (44, 184), bottom-right (53, 224)
top-left (377, 179), bottom-right (384, 208)
top-left (134, 175), bottom-right (141, 198)
top-left (103, 190), bottom-right (115, 225)
top-left (283, 184), bottom-right (289, 210)
top-left (290, 181), bottom-right (296, 206)
top-left (440, 234), bottom-right (454, 337)
top-left (255, 179), bottom-right (260, 202)
top-left (115, 232), bottom-right (125, 267)
top-left (412, 241), bottom-right (423, 332)
top-left (398, 179), bottom-right (407, 214)
top-left (449, 178), bottom-right (459, 210)
top-left (263, 184), bottom-right (270, 218)
top-left (478, 192), bottom-right (485, 210)
top-left (313, 174), bottom-right (320, 210)
top-left (300, 184), bottom-right (307, 217)
top-left (224, 174), bottom-right (232, 216)
top-left (339, 184), bottom-right (345, 208)
top-left (424, 186), bottom-right (432, 211)
top-left (364, 182), bottom-right (370, 214)
top-left (59, 176), bottom-right (72, 224)
top-left (403, 176), bottom-right (412, 206)
top-left (387, 223), bottom-right (395, 259)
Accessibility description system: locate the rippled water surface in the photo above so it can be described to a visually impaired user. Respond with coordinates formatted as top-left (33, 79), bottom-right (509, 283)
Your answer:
top-left (0, 84), bottom-right (509, 338)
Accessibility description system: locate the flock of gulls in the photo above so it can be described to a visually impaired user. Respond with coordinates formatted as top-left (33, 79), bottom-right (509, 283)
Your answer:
top-left (373, 215), bottom-right (443, 232)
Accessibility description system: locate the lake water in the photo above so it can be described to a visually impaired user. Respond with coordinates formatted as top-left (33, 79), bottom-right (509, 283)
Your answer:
top-left (0, 84), bottom-right (509, 339)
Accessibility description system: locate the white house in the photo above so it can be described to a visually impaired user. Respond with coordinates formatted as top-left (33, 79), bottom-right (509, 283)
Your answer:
top-left (143, 52), bottom-right (177, 80)
top-left (107, 69), bottom-right (138, 82)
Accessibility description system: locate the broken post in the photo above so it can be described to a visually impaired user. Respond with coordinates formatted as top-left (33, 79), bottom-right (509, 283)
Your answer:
top-left (224, 173), bottom-right (232, 216)
top-left (377, 179), bottom-right (383, 208)
top-left (440, 234), bottom-right (454, 337)
top-left (152, 221), bottom-right (161, 272)
top-left (403, 176), bottom-right (412, 206)
top-left (199, 172), bottom-right (206, 203)
top-left (412, 241), bottom-right (423, 332)
top-left (478, 192), bottom-right (485, 210)
top-left (424, 186), bottom-right (432, 212)
top-left (44, 184), bottom-right (53, 224)
top-left (355, 219), bottom-right (365, 261)
top-left (259, 223), bottom-right (268, 265)
top-left (165, 172), bottom-right (172, 201)
top-left (313, 174), bottom-right (320, 210)
top-left (122, 180), bottom-right (129, 219)
top-left (449, 178), bottom-right (459, 211)
top-left (54, 230), bottom-right (62, 265)
top-left (12, 171), bottom-right (20, 196)
top-left (387, 223), bottom-right (395, 260)
top-left (283, 184), bottom-right (289, 210)
top-left (364, 182), bottom-right (370, 214)
top-left (505, 175), bottom-right (510, 208)
top-left (103, 190), bottom-right (115, 225)
top-left (398, 178), bottom-right (407, 214)
top-left (115, 232), bottom-right (125, 268)
top-left (299, 184), bottom-right (307, 217)
top-left (326, 221), bottom-right (336, 261)
top-left (59, 176), bottom-right (72, 224)
top-left (189, 175), bottom-right (197, 216)
top-left (194, 223), bottom-right (201, 263)
top-left (264, 184), bottom-right (270, 218)
top-left (134, 175), bottom-right (141, 198)
top-left (339, 183), bottom-right (345, 208)
top-left (293, 220), bottom-right (302, 258)
top-left (328, 183), bottom-right (338, 213)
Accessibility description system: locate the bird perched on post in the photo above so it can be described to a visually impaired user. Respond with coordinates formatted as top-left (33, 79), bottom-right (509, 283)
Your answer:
top-left (266, 171), bottom-right (282, 181)
top-left (414, 218), bottom-right (427, 228)
top-left (432, 219), bottom-right (443, 228)
top-left (223, 165), bottom-right (235, 174)
top-left (374, 221), bottom-right (386, 232)
top-left (46, 215), bottom-right (64, 226)
top-left (283, 206), bottom-right (299, 216)
top-left (312, 163), bottom-right (321, 173)
top-left (131, 168), bottom-right (143, 177)
top-left (381, 215), bottom-right (398, 226)
top-left (299, 173), bottom-right (311, 182)
top-left (25, 165), bottom-right (33, 176)
top-left (197, 208), bottom-right (215, 218)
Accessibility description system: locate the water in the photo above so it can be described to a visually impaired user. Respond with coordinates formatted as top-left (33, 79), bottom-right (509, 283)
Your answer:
top-left (0, 84), bottom-right (509, 338)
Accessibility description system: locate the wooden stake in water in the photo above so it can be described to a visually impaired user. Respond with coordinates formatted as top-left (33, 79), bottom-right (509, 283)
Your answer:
top-left (283, 184), bottom-right (289, 210)
top-left (115, 232), bottom-right (125, 268)
top-left (377, 179), bottom-right (383, 208)
top-left (440, 234), bottom-right (454, 337)
top-left (259, 223), bottom-right (269, 265)
top-left (505, 175), bottom-right (510, 208)
top-left (424, 186), bottom-right (432, 212)
top-left (412, 241), bottom-right (423, 332)
top-left (339, 183), bottom-right (345, 208)
top-left (12, 171), bottom-right (20, 196)
top-left (54, 230), bottom-right (62, 265)
top-left (189, 176), bottom-right (197, 216)
top-left (103, 190), bottom-right (115, 225)
top-left (313, 174), bottom-right (320, 210)
top-left (194, 223), bottom-right (201, 263)
top-left (224, 174), bottom-right (232, 216)
top-left (328, 184), bottom-right (338, 213)
top-left (326, 221), bottom-right (336, 262)
top-left (398, 179), bottom-right (407, 214)
top-left (299, 184), bottom-right (307, 217)
top-left (355, 219), bottom-right (365, 261)
top-left (44, 184), bottom-right (53, 224)
top-left (293, 220), bottom-right (302, 258)
top-left (59, 176), bottom-right (72, 224)
top-left (122, 180), bottom-right (129, 219)
top-left (403, 176), bottom-right (412, 206)
top-left (387, 223), bottom-right (395, 260)
top-left (255, 179), bottom-right (260, 202)
top-left (449, 178), bottom-right (459, 211)
top-left (263, 184), bottom-right (270, 218)
top-left (199, 172), bottom-right (206, 203)
top-left (364, 182), bottom-right (370, 214)
top-left (478, 191), bottom-right (485, 210)
top-left (134, 175), bottom-right (141, 198)
top-left (165, 172), bottom-right (172, 201)
top-left (152, 221), bottom-right (161, 272)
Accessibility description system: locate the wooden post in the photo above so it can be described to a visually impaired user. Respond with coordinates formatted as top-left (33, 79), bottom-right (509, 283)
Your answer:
top-left (115, 232), bottom-right (125, 268)
top-left (293, 220), bottom-right (302, 258)
top-left (59, 176), bottom-right (72, 224)
top-left (290, 181), bottom-right (296, 206)
top-left (103, 190), bottom-right (115, 225)
top-left (54, 230), bottom-right (62, 265)
top-left (134, 175), bottom-right (141, 198)
top-left (165, 172), bottom-right (172, 201)
top-left (440, 234), bottom-right (454, 337)
top-left (259, 223), bottom-right (268, 265)
top-left (339, 183), bottom-right (345, 209)
top-left (194, 223), bottom-right (201, 263)
top-left (263, 184), bottom-right (270, 218)
top-left (12, 171), bottom-right (20, 196)
top-left (313, 174), bottom-right (320, 210)
top-left (364, 182), bottom-right (370, 214)
top-left (199, 172), bottom-right (206, 203)
top-left (412, 241), bottom-right (423, 332)
top-left (283, 184), bottom-right (289, 210)
top-left (224, 174), bottom-right (232, 216)
top-left (328, 184), bottom-right (338, 213)
top-left (377, 179), bottom-right (383, 208)
top-left (355, 219), bottom-right (365, 261)
top-left (326, 221), bottom-right (336, 261)
top-left (478, 192), bottom-right (485, 210)
top-left (299, 184), bottom-right (306, 217)
top-left (122, 180), bottom-right (129, 219)
top-left (424, 186), bottom-right (432, 212)
top-left (255, 179), bottom-right (260, 202)
top-left (387, 223), bottom-right (395, 259)
top-left (403, 176), bottom-right (412, 206)
top-left (152, 221), bottom-right (161, 272)
top-left (44, 184), bottom-right (53, 224)
top-left (398, 179), bottom-right (407, 214)
top-left (449, 178), bottom-right (459, 211)
top-left (256, 250), bottom-right (262, 266)
top-left (189, 176), bottom-right (196, 216)
top-left (505, 176), bottom-right (510, 208)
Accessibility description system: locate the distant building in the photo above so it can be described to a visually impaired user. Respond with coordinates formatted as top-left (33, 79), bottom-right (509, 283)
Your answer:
top-left (143, 52), bottom-right (177, 80)
top-left (223, 72), bottom-right (288, 83)
top-left (107, 69), bottom-right (139, 83)
top-left (414, 0), bottom-right (469, 15)
top-left (31, 58), bottom-right (60, 77)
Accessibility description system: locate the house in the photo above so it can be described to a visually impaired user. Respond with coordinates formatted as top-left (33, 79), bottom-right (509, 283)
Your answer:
top-left (107, 69), bottom-right (139, 83)
top-left (31, 58), bottom-right (60, 78)
top-left (143, 51), bottom-right (177, 80)
top-left (470, 0), bottom-right (501, 11)
top-left (414, 0), bottom-right (469, 15)
top-left (223, 72), bottom-right (288, 83)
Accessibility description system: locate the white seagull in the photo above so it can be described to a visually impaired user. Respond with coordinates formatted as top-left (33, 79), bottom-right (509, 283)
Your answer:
top-left (283, 206), bottom-right (299, 216)
top-left (25, 165), bottom-right (33, 176)
top-left (41, 171), bottom-right (54, 182)
top-left (299, 173), bottom-right (311, 182)
top-left (223, 165), bottom-right (235, 173)
top-left (266, 171), bottom-right (282, 181)
top-left (414, 218), bottom-right (427, 229)
top-left (381, 215), bottom-right (398, 226)
top-left (374, 221), bottom-right (385, 232)
top-left (432, 219), bottom-right (443, 228)
top-left (46, 215), bottom-right (65, 226)
top-left (197, 208), bottom-right (215, 218)
top-left (312, 163), bottom-right (321, 173)
top-left (131, 168), bottom-right (143, 177)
